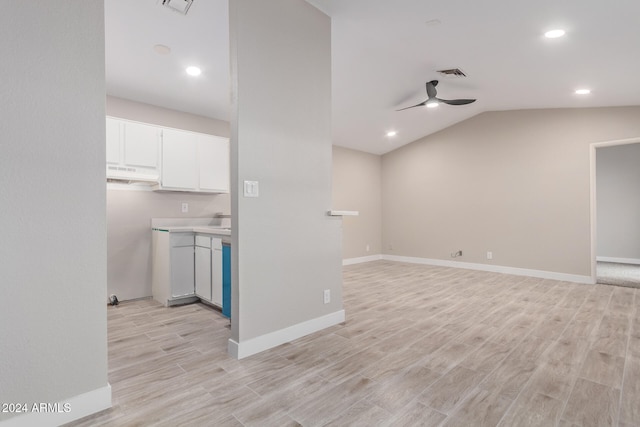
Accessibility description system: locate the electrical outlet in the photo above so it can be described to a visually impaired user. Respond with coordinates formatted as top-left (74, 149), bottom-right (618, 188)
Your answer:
top-left (487, 251), bottom-right (493, 260)
top-left (366, 244), bottom-right (370, 252)
top-left (181, 202), bottom-right (189, 213)
top-left (323, 289), bottom-right (330, 304)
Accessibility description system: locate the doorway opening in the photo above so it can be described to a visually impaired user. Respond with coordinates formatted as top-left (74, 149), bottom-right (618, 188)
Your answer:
top-left (591, 137), bottom-right (640, 288)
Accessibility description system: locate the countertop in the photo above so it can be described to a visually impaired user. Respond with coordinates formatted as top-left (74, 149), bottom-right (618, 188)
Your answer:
top-left (151, 217), bottom-right (232, 237)
top-left (152, 226), bottom-right (231, 236)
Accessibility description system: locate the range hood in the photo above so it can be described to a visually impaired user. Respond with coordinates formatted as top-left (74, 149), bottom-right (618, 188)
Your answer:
top-left (106, 165), bottom-right (159, 184)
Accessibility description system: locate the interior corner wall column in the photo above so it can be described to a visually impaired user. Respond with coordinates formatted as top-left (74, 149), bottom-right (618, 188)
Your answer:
top-left (0, 2), bottom-right (110, 425)
top-left (228, 0), bottom-right (344, 358)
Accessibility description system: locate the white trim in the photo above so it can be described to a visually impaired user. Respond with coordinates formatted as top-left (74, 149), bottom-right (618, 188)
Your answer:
top-left (343, 254), bottom-right (382, 265)
top-left (0, 384), bottom-right (111, 427)
top-left (590, 136), bottom-right (640, 285)
top-left (597, 256), bottom-right (640, 265)
top-left (228, 310), bottom-right (345, 360)
top-left (382, 254), bottom-right (594, 284)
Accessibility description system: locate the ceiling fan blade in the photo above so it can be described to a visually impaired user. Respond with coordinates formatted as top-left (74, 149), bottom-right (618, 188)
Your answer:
top-left (396, 100), bottom-right (427, 111)
top-left (437, 98), bottom-right (476, 106)
top-left (426, 80), bottom-right (438, 99)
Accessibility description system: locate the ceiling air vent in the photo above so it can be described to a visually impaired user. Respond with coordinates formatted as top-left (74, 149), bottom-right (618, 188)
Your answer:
top-left (160, 0), bottom-right (194, 15)
top-left (437, 68), bottom-right (467, 77)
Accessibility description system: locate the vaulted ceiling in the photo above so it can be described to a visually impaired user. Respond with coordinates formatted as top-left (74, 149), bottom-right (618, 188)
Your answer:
top-left (105, 0), bottom-right (640, 154)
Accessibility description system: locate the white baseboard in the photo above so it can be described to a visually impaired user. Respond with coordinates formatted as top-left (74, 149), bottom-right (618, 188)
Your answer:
top-left (343, 254), bottom-right (382, 265)
top-left (597, 256), bottom-right (640, 265)
top-left (0, 384), bottom-right (111, 427)
top-left (382, 254), bottom-right (594, 285)
top-left (228, 309), bottom-right (345, 360)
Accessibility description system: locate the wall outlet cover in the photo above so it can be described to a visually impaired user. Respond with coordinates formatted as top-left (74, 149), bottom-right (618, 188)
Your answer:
top-left (244, 180), bottom-right (259, 197)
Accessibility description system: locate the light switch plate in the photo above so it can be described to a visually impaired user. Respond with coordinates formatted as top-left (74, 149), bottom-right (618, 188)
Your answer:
top-left (244, 180), bottom-right (259, 197)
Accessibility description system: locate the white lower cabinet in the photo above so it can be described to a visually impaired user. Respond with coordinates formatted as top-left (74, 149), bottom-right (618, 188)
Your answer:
top-left (153, 230), bottom-right (223, 308)
top-left (152, 231), bottom-right (196, 306)
top-left (195, 237), bottom-right (212, 301)
top-left (211, 238), bottom-right (223, 307)
top-left (171, 246), bottom-right (195, 298)
top-left (194, 234), bottom-right (223, 307)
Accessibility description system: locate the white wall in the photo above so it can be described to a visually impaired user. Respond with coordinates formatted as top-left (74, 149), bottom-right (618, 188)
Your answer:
top-left (382, 107), bottom-right (640, 278)
top-left (106, 95), bottom-right (230, 137)
top-left (229, 0), bottom-right (343, 357)
top-left (0, 3), bottom-right (110, 424)
top-left (332, 146), bottom-right (382, 260)
top-left (596, 142), bottom-right (640, 262)
top-left (105, 96), bottom-right (231, 300)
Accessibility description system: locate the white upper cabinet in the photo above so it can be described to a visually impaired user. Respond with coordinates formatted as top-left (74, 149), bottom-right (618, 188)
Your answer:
top-left (157, 128), bottom-right (230, 193)
top-left (160, 128), bottom-right (199, 190)
top-left (105, 117), bottom-right (229, 193)
top-left (198, 134), bottom-right (230, 193)
top-left (123, 121), bottom-right (159, 168)
top-left (105, 118), bottom-right (121, 164)
top-left (105, 117), bottom-right (160, 182)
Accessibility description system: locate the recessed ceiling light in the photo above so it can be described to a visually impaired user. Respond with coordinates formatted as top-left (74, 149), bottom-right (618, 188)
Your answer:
top-left (544, 29), bottom-right (566, 38)
top-left (153, 44), bottom-right (171, 55)
top-left (575, 89), bottom-right (591, 95)
top-left (186, 66), bottom-right (201, 76)
top-left (426, 102), bottom-right (439, 108)
top-left (386, 131), bottom-right (397, 137)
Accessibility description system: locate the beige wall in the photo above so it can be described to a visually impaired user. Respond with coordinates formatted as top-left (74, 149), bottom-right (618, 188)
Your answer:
top-left (596, 142), bottom-right (640, 261)
top-left (105, 96), bottom-right (231, 301)
top-left (107, 189), bottom-right (229, 300)
top-left (382, 107), bottom-right (640, 277)
top-left (106, 95), bottom-right (230, 137)
top-left (230, 0), bottom-right (342, 351)
top-left (332, 146), bottom-right (382, 259)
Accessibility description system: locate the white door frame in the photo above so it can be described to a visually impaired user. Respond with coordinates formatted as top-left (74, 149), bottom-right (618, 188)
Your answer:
top-left (589, 136), bottom-right (640, 284)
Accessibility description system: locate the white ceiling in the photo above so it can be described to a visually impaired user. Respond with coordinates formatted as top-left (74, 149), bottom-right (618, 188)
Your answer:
top-left (105, 0), bottom-right (640, 155)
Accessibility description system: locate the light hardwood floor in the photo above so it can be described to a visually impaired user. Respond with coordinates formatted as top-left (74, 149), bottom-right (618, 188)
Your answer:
top-left (67, 261), bottom-right (640, 426)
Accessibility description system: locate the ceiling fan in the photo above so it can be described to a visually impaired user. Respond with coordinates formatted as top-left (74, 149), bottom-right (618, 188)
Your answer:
top-left (397, 80), bottom-right (476, 111)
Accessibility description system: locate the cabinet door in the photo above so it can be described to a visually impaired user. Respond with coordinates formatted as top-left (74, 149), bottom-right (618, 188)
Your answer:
top-left (211, 238), bottom-right (223, 306)
top-left (123, 121), bottom-right (159, 168)
top-left (105, 118), bottom-right (121, 164)
top-left (198, 135), bottom-right (230, 192)
top-left (161, 128), bottom-right (198, 190)
top-left (170, 246), bottom-right (194, 298)
top-left (195, 246), bottom-right (212, 301)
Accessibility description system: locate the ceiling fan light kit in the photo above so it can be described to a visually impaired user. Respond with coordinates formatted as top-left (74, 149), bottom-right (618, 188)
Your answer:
top-left (397, 80), bottom-right (476, 111)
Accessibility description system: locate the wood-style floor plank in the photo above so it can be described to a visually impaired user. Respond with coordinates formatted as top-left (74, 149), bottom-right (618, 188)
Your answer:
top-left (64, 261), bottom-right (639, 426)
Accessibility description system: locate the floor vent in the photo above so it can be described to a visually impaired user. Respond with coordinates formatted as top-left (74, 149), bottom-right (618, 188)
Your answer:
top-left (437, 68), bottom-right (467, 77)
